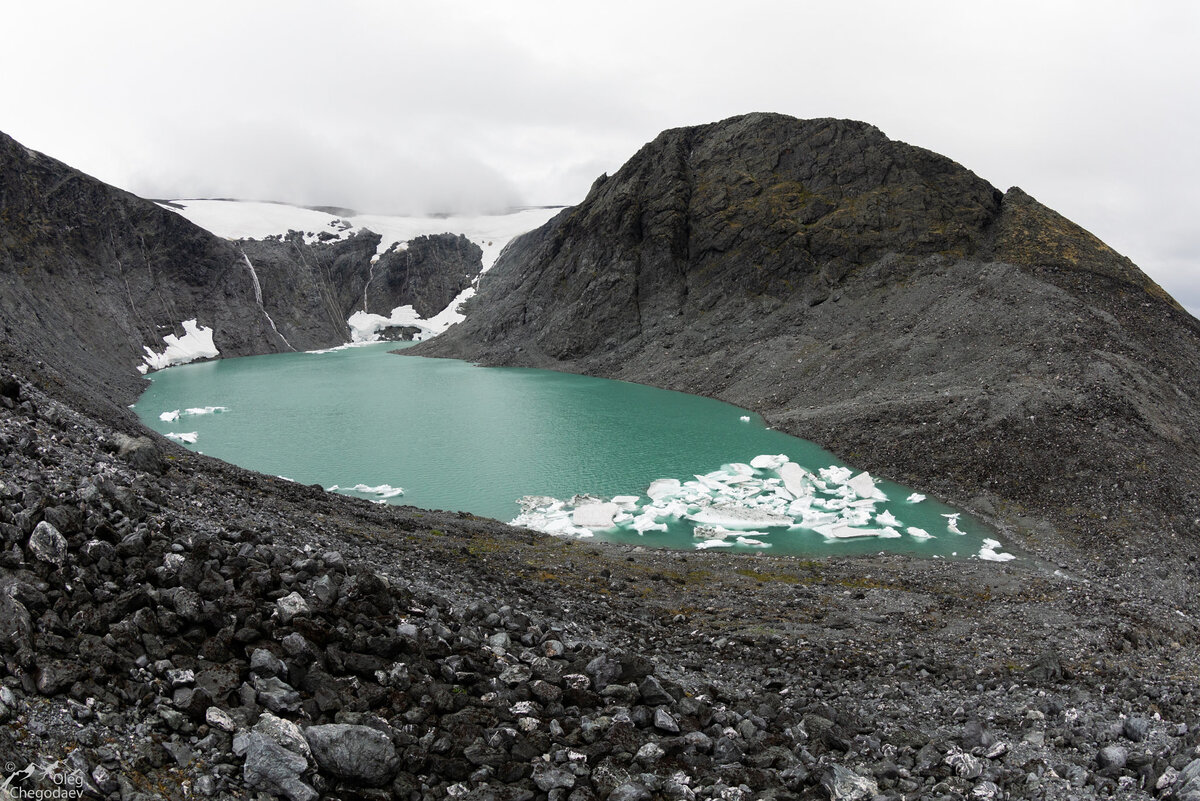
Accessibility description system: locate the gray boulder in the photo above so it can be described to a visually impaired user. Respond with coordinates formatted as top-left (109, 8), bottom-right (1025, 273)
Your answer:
top-left (29, 520), bottom-right (68, 565)
top-left (242, 731), bottom-right (315, 801)
top-left (304, 723), bottom-right (399, 786)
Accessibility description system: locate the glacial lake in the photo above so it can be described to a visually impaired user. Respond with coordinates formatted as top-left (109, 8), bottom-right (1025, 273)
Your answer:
top-left (134, 343), bottom-right (1005, 559)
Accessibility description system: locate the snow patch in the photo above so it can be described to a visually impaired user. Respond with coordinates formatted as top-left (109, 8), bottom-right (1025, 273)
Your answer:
top-left (141, 319), bottom-right (219, 372)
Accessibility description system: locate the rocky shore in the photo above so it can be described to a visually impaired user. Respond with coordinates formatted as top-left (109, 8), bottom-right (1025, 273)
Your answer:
top-left (3, 352), bottom-right (1200, 800)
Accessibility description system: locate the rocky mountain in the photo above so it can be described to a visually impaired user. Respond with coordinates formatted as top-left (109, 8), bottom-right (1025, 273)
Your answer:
top-left (0, 131), bottom-right (485, 411)
top-left (0, 131), bottom-right (285, 412)
top-left (239, 231), bottom-right (482, 346)
top-left (416, 113), bottom-right (1200, 550)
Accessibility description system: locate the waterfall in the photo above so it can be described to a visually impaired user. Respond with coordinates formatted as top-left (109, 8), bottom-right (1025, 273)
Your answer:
top-left (241, 253), bottom-right (294, 351)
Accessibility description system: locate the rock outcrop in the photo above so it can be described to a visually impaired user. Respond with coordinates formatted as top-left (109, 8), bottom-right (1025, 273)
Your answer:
top-left (416, 113), bottom-right (1200, 548)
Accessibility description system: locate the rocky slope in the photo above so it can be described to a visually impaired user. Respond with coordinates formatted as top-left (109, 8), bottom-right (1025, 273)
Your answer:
top-left (415, 113), bottom-right (1200, 555)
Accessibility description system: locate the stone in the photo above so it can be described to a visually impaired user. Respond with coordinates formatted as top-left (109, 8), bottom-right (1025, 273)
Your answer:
top-left (1122, 717), bottom-right (1150, 742)
top-left (1098, 745), bottom-right (1128, 771)
top-left (205, 706), bottom-right (237, 732)
top-left (820, 765), bottom-right (879, 801)
top-left (254, 676), bottom-right (302, 713)
top-left (28, 520), bottom-right (68, 565)
top-left (533, 766), bottom-right (576, 791)
top-left (304, 723), bottom-right (400, 786)
top-left (607, 784), bottom-right (652, 801)
top-left (112, 434), bottom-right (165, 474)
top-left (276, 592), bottom-right (309, 625)
top-left (255, 711), bottom-right (312, 760)
top-left (638, 675), bottom-right (674, 706)
top-left (654, 708), bottom-right (680, 734)
top-left (243, 731), bottom-right (316, 801)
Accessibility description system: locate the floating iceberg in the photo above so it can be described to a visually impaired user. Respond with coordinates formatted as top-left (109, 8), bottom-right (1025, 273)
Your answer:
top-left (750, 454), bottom-right (789, 470)
top-left (906, 526), bottom-right (933, 539)
top-left (571, 502), bottom-right (620, 529)
top-left (165, 432), bottom-right (198, 444)
top-left (159, 410), bottom-right (180, 422)
top-left (906, 493), bottom-right (926, 503)
top-left (943, 513), bottom-right (965, 535)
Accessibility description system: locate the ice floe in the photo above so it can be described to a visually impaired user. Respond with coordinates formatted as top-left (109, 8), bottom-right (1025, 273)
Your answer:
top-left (141, 319), bottom-right (219, 372)
top-left (159, 410), bottom-right (180, 422)
top-left (509, 453), bottom-right (993, 555)
top-left (165, 432), bottom-right (198, 444)
top-left (327, 483), bottom-right (405, 501)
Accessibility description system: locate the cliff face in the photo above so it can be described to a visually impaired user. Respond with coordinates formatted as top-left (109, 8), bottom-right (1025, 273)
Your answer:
top-left (0, 131), bottom-right (290, 407)
top-left (416, 113), bottom-right (1200, 543)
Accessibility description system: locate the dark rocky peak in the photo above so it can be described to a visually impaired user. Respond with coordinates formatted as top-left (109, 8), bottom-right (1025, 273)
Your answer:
top-left (368, 232), bottom-right (483, 319)
top-left (416, 113), bottom-right (1200, 546)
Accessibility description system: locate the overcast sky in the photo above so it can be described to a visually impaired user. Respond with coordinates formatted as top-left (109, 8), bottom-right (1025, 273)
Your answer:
top-left (3, 1), bottom-right (1197, 315)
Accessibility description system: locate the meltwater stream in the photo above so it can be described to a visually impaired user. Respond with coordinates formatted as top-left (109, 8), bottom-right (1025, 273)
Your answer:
top-left (134, 343), bottom-right (1006, 559)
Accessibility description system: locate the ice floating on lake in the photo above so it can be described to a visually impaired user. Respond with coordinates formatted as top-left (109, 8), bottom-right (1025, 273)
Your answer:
top-left (142, 319), bottom-right (219, 372)
top-left (184, 406), bottom-right (228, 416)
top-left (165, 432), bottom-right (198, 444)
top-left (943, 513), bottom-right (965, 535)
top-left (329, 483), bottom-right (405, 500)
top-left (978, 538), bottom-right (1016, 562)
top-left (160, 410), bottom-right (180, 422)
top-left (739, 415), bottom-right (750, 422)
top-left (508, 454), bottom-right (994, 555)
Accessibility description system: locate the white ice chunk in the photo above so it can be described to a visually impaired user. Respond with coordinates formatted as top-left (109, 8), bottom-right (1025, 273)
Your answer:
top-left (687, 505), bottom-right (793, 529)
top-left (142, 319), bottom-right (220, 371)
top-left (610, 495), bottom-right (641, 509)
top-left (159, 410), bottom-right (180, 422)
top-left (906, 526), bottom-right (933, 539)
top-left (571, 502), bottom-right (619, 529)
top-left (750, 454), bottom-right (789, 470)
top-left (942, 513), bottom-right (965, 535)
top-left (726, 463), bottom-right (755, 476)
top-left (347, 483), bottom-right (404, 498)
top-left (875, 510), bottom-right (901, 527)
top-left (979, 538), bottom-right (1017, 562)
top-left (847, 471), bottom-right (887, 500)
top-left (906, 493), bottom-right (926, 503)
top-left (184, 406), bottom-right (228, 416)
top-left (646, 478), bottom-right (682, 500)
top-left (778, 462), bottom-right (814, 498)
top-left (816, 523), bottom-right (901, 539)
top-left (630, 512), bottom-right (668, 533)
top-left (739, 415), bottom-right (750, 422)
top-left (735, 537), bottom-right (771, 548)
top-left (819, 465), bottom-right (854, 485)
top-left (695, 539), bottom-right (734, 549)
top-left (165, 432), bottom-right (198, 444)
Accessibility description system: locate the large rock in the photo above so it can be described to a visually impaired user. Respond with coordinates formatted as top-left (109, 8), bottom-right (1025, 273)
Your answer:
top-left (242, 731), bottom-right (315, 801)
top-left (304, 723), bottom-right (400, 787)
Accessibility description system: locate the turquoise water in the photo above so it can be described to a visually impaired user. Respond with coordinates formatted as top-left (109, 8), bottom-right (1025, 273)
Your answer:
top-left (134, 343), bottom-right (1000, 558)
